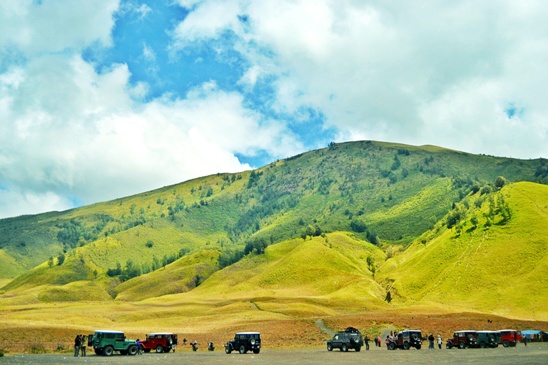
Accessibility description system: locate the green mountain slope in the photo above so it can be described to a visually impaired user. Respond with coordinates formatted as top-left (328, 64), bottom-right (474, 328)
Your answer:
top-left (378, 182), bottom-right (548, 318)
top-left (0, 140), bottom-right (547, 320)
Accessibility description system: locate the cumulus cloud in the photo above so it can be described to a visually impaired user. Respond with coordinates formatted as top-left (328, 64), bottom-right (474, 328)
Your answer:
top-left (2, 0), bottom-right (548, 219)
top-left (171, 0), bottom-right (548, 158)
top-left (0, 0), bottom-right (302, 218)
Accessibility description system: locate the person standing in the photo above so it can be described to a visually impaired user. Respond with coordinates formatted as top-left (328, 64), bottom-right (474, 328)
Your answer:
top-left (74, 334), bottom-right (81, 357)
top-left (428, 333), bottom-right (435, 349)
top-left (364, 335), bottom-right (370, 350)
top-left (437, 335), bottom-right (442, 349)
top-left (80, 335), bottom-right (87, 357)
top-left (136, 339), bottom-right (143, 355)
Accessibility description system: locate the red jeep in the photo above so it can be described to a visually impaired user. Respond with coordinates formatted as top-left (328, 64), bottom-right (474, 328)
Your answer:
top-left (446, 330), bottom-right (478, 349)
top-left (497, 330), bottom-right (521, 347)
top-left (140, 333), bottom-right (178, 353)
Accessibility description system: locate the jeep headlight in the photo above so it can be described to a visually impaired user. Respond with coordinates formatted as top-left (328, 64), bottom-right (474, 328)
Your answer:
top-left (250, 338), bottom-right (256, 345)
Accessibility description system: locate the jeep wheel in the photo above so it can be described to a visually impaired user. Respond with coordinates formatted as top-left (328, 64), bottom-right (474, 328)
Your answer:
top-left (225, 346), bottom-right (232, 354)
top-left (355, 346), bottom-right (361, 352)
top-left (103, 346), bottom-right (114, 356)
top-left (403, 341), bottom-right (410, 350)
top-left (253, 349), bottom-right (260, 354)
top-left (239, 345), bottom-right (247, 354)
top-left (480, 341), bottom-right (486, 348)
top-left (327, 343), bottom-right (333, 351)
top-left (388, 342), bottom-right (396, 350)
top-left (446, 343), bottom-right (452, 349)
top-left (503, 340), bottom-right (510, 347)
top-left (127, 345), bottom-right (137, 356)
top-left (458, 341), bottom-right (465, 349)
top-left (156, 345), bottom-right (163, 353)
top-left (415, 344), bottom-right (422, 350)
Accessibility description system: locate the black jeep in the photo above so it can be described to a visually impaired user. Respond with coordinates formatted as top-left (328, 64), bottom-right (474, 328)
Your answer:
top-left (326, 327), bottom-right (364, 352)
top-left (224, 332), bottom-right (261, 354)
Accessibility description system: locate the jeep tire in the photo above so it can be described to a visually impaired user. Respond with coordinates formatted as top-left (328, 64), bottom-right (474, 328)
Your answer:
top-left (503, 340), bottom-right (510, 347)
top-left (103, 346), bottom-right (114, 356)
top-left (253, 349), bottom-right (260, 354)
top-left (415, 344), bottom-right (421, 350)
top-left (239, 345), bottom-right (247, 354)
top-left (403, 341), bottom-right (410, 350)
top-left (327, 343), bottom-right (333, 351)
top-left (156, 345), bottom-right (163, 353)
top-left (127, 345), bottom-right (137, 356)
top-left (225, 346), bottom-right (232, 354)
top-left (388, 342), bottom-right (396, 350)
top-left (459, 341), bottom-right (465, 349)
top-left (341, 344), bottom-right (348, 352)
top-left (355, 346), bottom-right (361, 352)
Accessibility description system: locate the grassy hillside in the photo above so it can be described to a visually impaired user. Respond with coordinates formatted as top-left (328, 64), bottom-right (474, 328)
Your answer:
top-left (1, 141), bottom-right (546, 281)
top-left (0, 140), bottom-right (546, 321)
top-left (378, 182), bottom-right (548, 318)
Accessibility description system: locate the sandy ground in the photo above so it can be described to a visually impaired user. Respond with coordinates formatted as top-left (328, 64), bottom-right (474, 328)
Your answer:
top-left (2, 343), bottom-right (547, 365)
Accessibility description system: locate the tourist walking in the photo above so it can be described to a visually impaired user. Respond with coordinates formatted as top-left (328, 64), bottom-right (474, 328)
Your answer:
top-left (437, 335), bottom-right (442, 349)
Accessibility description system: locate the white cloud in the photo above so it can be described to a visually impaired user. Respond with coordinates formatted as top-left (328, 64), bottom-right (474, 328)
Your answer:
top-left (171, 0), bottom-right (548, 158)
top-left (0, 0), bottom-right (119, 55)
top-left (2, 0), bottom-right (548, 219)
top-left (0, 53), bottom-right (301, 218)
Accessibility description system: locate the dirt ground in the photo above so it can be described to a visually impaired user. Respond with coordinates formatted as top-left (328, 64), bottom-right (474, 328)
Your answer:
top-left (2, 343), bottom-right (547, 365)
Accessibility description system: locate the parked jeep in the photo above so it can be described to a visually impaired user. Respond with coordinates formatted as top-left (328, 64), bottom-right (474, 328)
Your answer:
top-left (326, 327), bottom-right (364, 352)
top-left (477, 331), bottom-right (498, 348)
top-left (446, 330), bottom-right (478, 349)
top-left (89, 330), bottom-right (137, 356)
top-left (387, 330), bottom-right (422, 350)
top-left (497, 329), bottom-right (521, 347)
top-left (141, 333), bottom-right (178, 353)
top-left (224, 332), bottom-right (261, 354)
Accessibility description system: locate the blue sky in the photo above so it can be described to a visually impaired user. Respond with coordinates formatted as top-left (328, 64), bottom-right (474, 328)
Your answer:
top-left (0, 0), bottom-right (547, 219)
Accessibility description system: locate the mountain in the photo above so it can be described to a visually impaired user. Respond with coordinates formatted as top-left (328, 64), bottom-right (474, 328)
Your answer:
top-left (0, 140), bottom-right (547, 322)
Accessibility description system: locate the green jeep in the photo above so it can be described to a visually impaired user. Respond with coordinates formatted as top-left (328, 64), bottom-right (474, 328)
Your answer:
top-left (89, 330), bottom-right (138, 356)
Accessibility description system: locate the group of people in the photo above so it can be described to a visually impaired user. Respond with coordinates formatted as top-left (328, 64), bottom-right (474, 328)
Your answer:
top-left (73, 334), bottom-right (87, 357)
top-left (427, 333), bottom-right (443, 349)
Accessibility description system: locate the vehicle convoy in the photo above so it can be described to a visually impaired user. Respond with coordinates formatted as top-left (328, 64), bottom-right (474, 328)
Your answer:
top-left (140, 333), bottom-right (177, 353)
top-left (326, 327), bottom-right (364, 352)
top-left (497, 330), bottom-right (521, 347)
top-left (387, 330), bottom-right (422, 350)
top-left (89, 330), bottom-right (138, 356)
top-left (477, 331), bottom-right (498, 348)
top-left (224, 332), bottom-right (261, 354)
top-left (446, 330), bottom-right (478, 349)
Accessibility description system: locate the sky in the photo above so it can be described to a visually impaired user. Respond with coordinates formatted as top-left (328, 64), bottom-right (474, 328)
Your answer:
top-left (1, 0), bottom-right (547, 219)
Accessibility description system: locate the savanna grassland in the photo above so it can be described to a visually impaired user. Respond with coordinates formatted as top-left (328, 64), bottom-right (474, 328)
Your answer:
top-left (0, 141), bottom-right (547, 355)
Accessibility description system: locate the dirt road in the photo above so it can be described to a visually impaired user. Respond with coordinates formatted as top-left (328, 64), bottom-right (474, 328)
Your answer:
top-left (2, 343), bottom-right (547, 364)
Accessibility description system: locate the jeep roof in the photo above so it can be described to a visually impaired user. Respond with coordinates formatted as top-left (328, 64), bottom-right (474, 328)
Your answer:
top-left (235, 332), bottom-right (260, 335)
top-left (146, 333), bottom-right (174, 336)
top-left (94, 330), bottom-right (124, 334)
